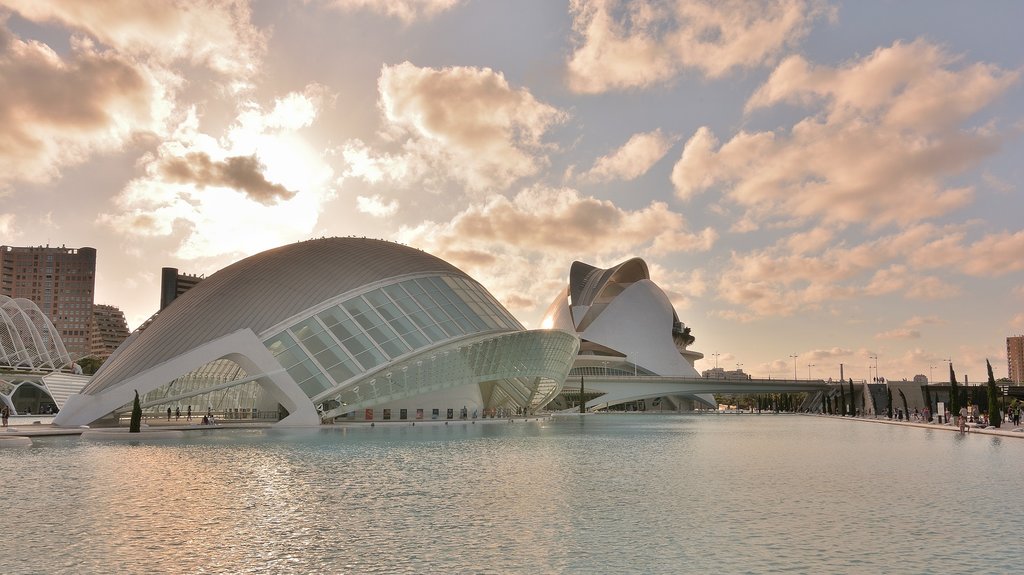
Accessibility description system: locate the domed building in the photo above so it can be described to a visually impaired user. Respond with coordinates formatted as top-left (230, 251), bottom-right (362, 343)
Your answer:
top-left (54, 238), bottom-right (579, 427)
top-left (541, 258), bottom-right (713, 411)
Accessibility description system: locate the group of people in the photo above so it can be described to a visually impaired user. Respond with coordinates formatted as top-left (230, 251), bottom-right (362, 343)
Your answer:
top-left (164, 405), bottom-right (216, 425)
top-left (166, 405), bottom-right (196, 421)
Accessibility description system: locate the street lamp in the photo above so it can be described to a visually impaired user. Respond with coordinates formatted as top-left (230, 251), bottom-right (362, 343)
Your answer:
top-left (789, 354), bottom-right (798, 381)
top-left (713, 352), bottom-right (721, 369)
top-left (807, 364), bottom-right (816, 379)
top-left (869, 355), bottom-right (878, 382)
top-left (930, 365), bottom-right (936, 383)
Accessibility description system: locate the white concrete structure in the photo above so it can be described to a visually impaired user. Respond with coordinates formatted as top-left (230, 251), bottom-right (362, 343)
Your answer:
top-left (0, 295), bottom-right (71, 371)
top-left (542, 258), bottom-right (714, 411)
top-left (54, 238), bottom-right (578, 427)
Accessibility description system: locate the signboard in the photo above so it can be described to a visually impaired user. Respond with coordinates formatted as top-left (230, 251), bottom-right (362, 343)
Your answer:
top-left (416, 408), bottom-right (424, 420)
top-left (400, 408), bottom-right (408, 420)
top-left (364, 408), bottom-right (374, 421)
top-left (383, 409), bottom-right (391, 421)
top-left (446, 408), bottom-right (454, 419)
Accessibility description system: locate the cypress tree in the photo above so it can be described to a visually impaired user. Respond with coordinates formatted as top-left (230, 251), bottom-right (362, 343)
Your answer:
top-left (898, 389), bottom-right (910, 421)
top-left (848, 379), bottom-right (856, 417)
top-left (949, 363), bottom-right (960, 419)
top-left (839, 383), bottom-right (847, 416)
top-left (923, 382), bottom-right (933, 422)
top-left (886, 386), bottom-right (893, 419)
top-left (129, 389), bottom-right (142, 433)
top-left (579, 376), bottom-right (586, 414)
top-left (987, 360), bottom-right (1001, 428)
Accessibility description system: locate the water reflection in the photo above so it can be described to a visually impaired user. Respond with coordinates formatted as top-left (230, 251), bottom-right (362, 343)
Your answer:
top-left (3, 416), bottom-right (1024, 574)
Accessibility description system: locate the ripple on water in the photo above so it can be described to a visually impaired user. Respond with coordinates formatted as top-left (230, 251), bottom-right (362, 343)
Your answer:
top-left (2, 415), bottom-right (1023, 574)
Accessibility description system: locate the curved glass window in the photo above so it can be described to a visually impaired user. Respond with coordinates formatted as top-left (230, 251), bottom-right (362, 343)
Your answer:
top-left (263, 274), bottom-right (521, 398)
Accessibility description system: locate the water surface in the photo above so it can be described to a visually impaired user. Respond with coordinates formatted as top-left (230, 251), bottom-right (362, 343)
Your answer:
top-left (4, 415), bottom-right (1022, 574)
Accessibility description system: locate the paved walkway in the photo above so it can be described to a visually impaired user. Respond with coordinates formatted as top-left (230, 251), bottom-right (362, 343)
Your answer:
top-left (816, 413), bottom-right (1024, 438)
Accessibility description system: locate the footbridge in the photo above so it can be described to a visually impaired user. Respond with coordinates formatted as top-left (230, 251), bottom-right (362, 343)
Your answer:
top-left (562, 375), bottom-right (829, 411)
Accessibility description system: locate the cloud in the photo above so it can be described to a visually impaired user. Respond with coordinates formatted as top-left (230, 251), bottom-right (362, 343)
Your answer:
top-left (342, 62), bottom-right (566, 193)
top-left (566, 0), bottom-right (831, 93)
top-left (709, 223), bottom-right (995, 319)
top-left (1012, 313), bottom-right (1024, 331)
top-left (0, 213), bottom-right (13, 236)
top-left (356, 194), bottom-right (399, 217)
top-left (396, 186), bottom-right (715, 316)
top-left (0, 22), bottom-right (172, 185)
top-left (316, 0), bottom-right (462, 22)
top-left (904, 315), bottom-right (943, 328)
top-left (875, 328), bottom-right (921, 340)
top-left (157, 152), bottom-right (295, 205)
top-left (672, 40), bottom-right (1020, 228)
top-left (2, 0), bottom-right (266, 78)
top-left (582, 129), bottom-right (676, 183)
top-left (103, 88), bottom-right (334, 259)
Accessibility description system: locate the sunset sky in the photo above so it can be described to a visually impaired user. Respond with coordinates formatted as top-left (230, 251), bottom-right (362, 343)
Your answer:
top-left (1, 0), bottom-right (1021, 383)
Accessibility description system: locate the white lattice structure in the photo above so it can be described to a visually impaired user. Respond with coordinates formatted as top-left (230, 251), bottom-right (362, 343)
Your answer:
top-left (0, 295), bottom-right (72, 370)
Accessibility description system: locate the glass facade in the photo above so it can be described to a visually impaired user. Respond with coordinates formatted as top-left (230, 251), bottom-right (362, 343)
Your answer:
top-left (263, 275), bottom-right (523, 400)
top-left (568, 364), bottom-right (657, 377)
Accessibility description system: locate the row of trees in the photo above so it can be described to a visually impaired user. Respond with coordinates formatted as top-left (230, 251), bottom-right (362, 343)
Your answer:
top-left (946, 360), bottom-right (1002, 428)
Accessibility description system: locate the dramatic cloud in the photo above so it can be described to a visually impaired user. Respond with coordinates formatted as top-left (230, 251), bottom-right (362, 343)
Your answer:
top-left (397, 186), bottom-right (715, 316)
top-left (316, 0), bottom-right (462, 22)
top-left (104, 88), bottom-right (334, 259)
top-left (566, 0), bottom-right (831, 93)
top-left (707, 223), bottom-right (1017, 319)
top-left (582, 129), bottom-right (676, 183)
top-left (343, 62), bottom-right (566, 193)
top-left (1, 0), bottom-right (266, 77)
top-left (157, 152), bottom-right (295, 205)
top-left (356, 194), bottom-right (399, 217)
top-left (672, 40), bottom-right (1020, 228)
top-left (0, 23), bottom-right (171, 185)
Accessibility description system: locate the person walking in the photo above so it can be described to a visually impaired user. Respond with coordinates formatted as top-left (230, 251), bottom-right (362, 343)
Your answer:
top-left (186, 405), bottom-right (192, 421)
top-left (1, 404), bottom-right (9, 427)
top-left (175, 406), bottom-right (180, 420)
top-left (167, 406), bottom-right (172, 421)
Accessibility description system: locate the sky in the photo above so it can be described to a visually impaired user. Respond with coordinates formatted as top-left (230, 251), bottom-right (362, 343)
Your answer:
top-left (1, 0), bottom-right (1022, 383)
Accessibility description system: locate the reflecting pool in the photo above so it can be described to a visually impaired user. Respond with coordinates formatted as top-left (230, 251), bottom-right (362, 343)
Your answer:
top-left (4, 415), bottom-right (1023, 574)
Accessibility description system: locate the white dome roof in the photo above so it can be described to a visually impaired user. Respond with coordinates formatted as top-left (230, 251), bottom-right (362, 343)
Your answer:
top-left (84, 238), bottom-right (468, 393)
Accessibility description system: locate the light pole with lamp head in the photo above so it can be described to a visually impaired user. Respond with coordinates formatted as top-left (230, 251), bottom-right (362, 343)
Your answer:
top-left (789, 354), bottom-right (798, 381)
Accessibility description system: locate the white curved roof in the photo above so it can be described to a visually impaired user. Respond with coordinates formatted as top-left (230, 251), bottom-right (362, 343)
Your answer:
top-left (83, 238), bottom-right (469, 394)
top-left (0, 295), bottom-right (71, 370)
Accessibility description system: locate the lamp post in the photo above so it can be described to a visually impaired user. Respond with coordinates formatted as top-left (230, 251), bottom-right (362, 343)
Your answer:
top-left (789, 354), bottom-right (798, 381)
top-left (807, 364), bottom-right (816, 379)
top-left (930, 365), bottom-right (936, 383)
top-left (713, 352), bottom-right (721, 368)
top-left (869, 355), bottom-right (878, 382)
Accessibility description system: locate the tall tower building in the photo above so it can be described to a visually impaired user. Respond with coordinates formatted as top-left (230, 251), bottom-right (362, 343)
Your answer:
top-left (1008, 335), bottom-right (1024, 384)
top-left (91, 304), bottom-right (130, 360)
top-left (160, 267), bottom-right (204, 310)
top-left (0, 245), bottom-right (96, 359)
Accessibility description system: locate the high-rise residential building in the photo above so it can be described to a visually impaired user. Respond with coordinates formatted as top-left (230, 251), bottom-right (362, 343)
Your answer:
top-left (91, 304), bottom-right (130, 360)
top-left (160, 267), bottom-right (204, 310)
top-left (0, 245), bottom-right (96, 359)
top-left (1008, 335), bottom-right (1024, 384)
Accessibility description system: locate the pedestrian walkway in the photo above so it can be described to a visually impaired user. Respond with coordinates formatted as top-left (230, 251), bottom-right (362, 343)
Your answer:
top-left (818, 414), bottom-right (1024, 438)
